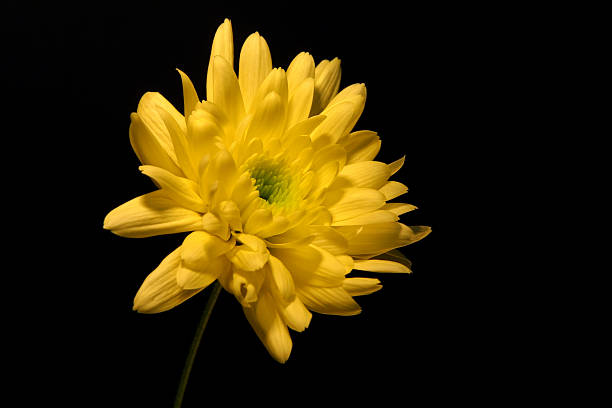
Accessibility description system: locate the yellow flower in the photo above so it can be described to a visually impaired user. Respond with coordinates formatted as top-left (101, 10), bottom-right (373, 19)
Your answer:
top-left (104, 19), bottom-right (430, 363)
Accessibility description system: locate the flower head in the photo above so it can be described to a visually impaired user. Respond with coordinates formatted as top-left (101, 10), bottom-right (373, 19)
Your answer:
top-left (104, 19), bottom-right (430, 363)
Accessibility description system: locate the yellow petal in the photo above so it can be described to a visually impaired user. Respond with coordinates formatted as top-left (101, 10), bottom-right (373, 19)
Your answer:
top-left (257, 215), bottom-right (291, 239)
top-left (176, 69), bottom-right (199, 119)
top-left (139, 165), bottom-right (205, 212)
top-left (267, 256), bottom-right (296, 303)
top-left (342, 278), bottom-right (382, 296)
top-left (239, 32), bottom-right (273, 112)
top-left (306, 226), bottom-right (348, 255)
top-left (310, 160), bottom-right (339, 196)
top-left (181, 230), bottom-right (235, 270)
top-left (336, 223), bottom-right (431, 255)
top-left (104, 191), bottom-right (202, 238)
top-left (243, 291), bottom-right (292, 363)
top-left (353, 259), bottom-right (411, 273)
top-left (310, 58), bottom-right (341, 115)
top-left (244, 208), bottom-right (273, 235)
top-left (133, 248), bottom-right (202, 313)
top-left (341, 130), bottom-right (381, 164)
top-left (296, 285), bottom-right (361, 316)
top-left (323, 83), bottom-right (366, 135)
top-left (211, 56), bottom-right (245, 128)
top-left (186, 111), bottom-right (223, 172)
top-left (229, 172), bottom-right (256, 211)
top-left (286, 52), bottom-right (315, 95)
top-left (248, 68), bottom-right (288, 114)
top-left (207, 19), bottom-right (234, 101)
top-left (272, 244), bottom-right (345, 288)
top-left (331, 210), bottom-right (399, 226)
top-left (129, 113), bottom-right (183, 176)
top-left (279, 296), bottom-right (312, 332)
top-left (177, 256), bottom-right (229, 289)
top-left (217, 200), bottom-right (243, 232)
top-left (310, 144), bottom-right (347, 172)
top-left (379, 181), bottom-right (409, 201)
top-left (326, 83), bottom-right (366, 111)
top-left (227, 233), bottom-right (269, 271)
top-left (331, 161), bottom-right (391, 190)
top-left (310, 99), bottom-right (361, 148)
top-left (286, 78), bottom-right (314, 128)
top-left (388, 156), bottom-right (405, 176)
top-left (246, 92), bottom-right (286, 142)
top-left (136, 92), bottom-right (185, 163)
top-left (381, 203), bottom-right (417, 216)
top-left (157, 108), bottom-right (197, 181)
top-left (201, 211), bottom-right (230, 240)
top-left (373, 249), bottom-right (413, 269)
top-left (284, 115), bottom-right (326, 140)
top-left (323, 187), bottom-right (386, 222)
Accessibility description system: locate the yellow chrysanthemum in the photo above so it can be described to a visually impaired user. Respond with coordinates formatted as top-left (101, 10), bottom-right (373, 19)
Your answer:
top-left (104, 19), bottom-right (430, 363)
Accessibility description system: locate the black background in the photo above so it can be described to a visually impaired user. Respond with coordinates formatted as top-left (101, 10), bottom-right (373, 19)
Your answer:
top-left (3, 2), bottom-right (525, 406)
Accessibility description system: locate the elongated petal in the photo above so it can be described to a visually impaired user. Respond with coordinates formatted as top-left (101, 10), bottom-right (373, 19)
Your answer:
top-left (239, 32), bottom-right (273, 112)
top-left (310, 100), bottom-right (361, 148)
top-left (207, 19), bottom-right (234, 101)
top-left (243, 291), bottom-right (292, 363)
top-left (286, 78), bottom-right (314, 127)
top-left (186, 112), bottom-right (223, 172)
top-left (137, 92), bottom-right (185, 162)
top-left (104, 191), bottom-right (202, 238)
top-left (353, 259), bottom-right (411, 273)
top-left (310, 58), bottom-right (341, 115)
top-left (336, 223), bottom-right (431, 255)
top-left (133, 248), bottom-right (202, 313)
top-left (324, 84), bottom-right (366, 135)
top-left (244, 208), bottom-right (273, 235)
top-left (326, 83), bottom-right (366, 111)
top-left (331, 210), bottom-right (399, 226)
top-left (268, 256), bottom-right (296, 303)
top-left (286, 52), bottom-right (315, 95)
top-left (296, 285), bottom-right (361, 316)
top-left (249, 68), bottom-right (288, 114)
top-left (272, 245), bottom-right (345, 287)
top-left (341, 130), bottom-right (381, 164)
top-left (323, 188), bottom-right (386, 222)
top-left (342, 278), bottom-right (382, 296)
top-left (382, 203), bottom-right (417, 216)
top-left (388, 156), bottom-right (405, 176)
top-left (332, 161), bottom-right (391, 190)
top-left (129, 113), bottom-right (183, 176)
top-left (306, 226), bottom-right (348, 255)
top-left (246, 92), bottom-right (285, 142)
top-left (379, 181), bottom-right (409, 201)
top-left (177, 69), bottom-right (199, 119)
top-left (139, 165), bottom-right (205, 212)
top-left (177, 256), bottom-right (228, 289)
top-left (211, 56), bottom-right (245, 128)
top-left (285, 115), bottom-right (326, 139)
top-left (257, 215), bottom-right (291, 239)
top-left (373, 249), bottom-right (413, 269)
top-left (153, 108), bottom-right (197, 181)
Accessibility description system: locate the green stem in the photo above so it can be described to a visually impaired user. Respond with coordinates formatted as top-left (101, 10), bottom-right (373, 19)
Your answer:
top-left (173, 281), bottom-right (222, 408)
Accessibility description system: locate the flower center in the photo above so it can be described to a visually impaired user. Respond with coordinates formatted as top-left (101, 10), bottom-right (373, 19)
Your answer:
top-left (247, 156), bottom-right (297, 207)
